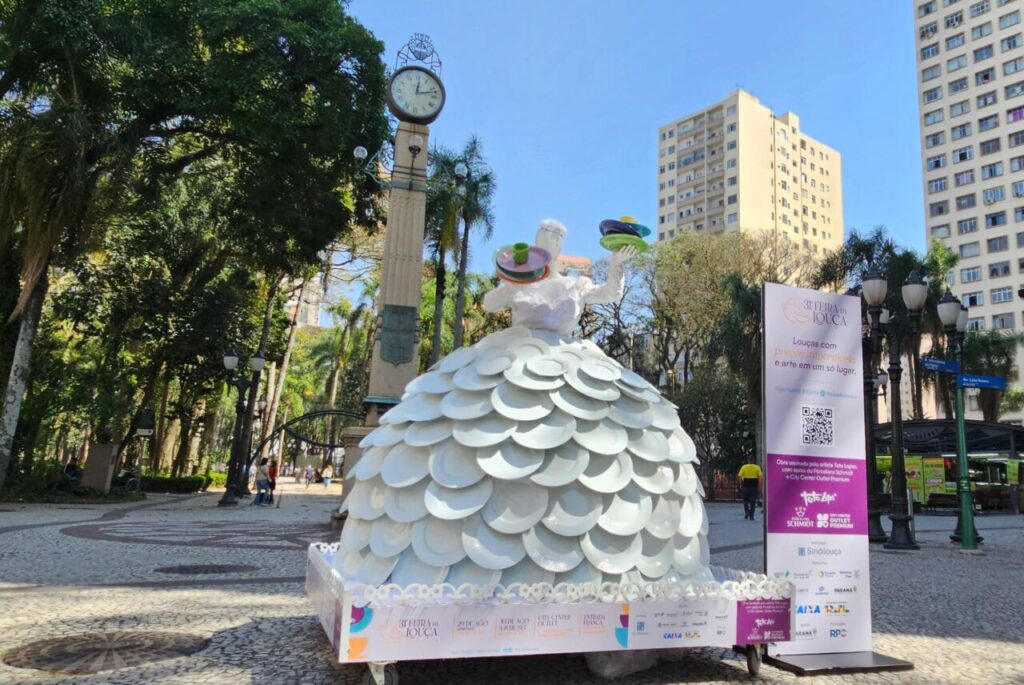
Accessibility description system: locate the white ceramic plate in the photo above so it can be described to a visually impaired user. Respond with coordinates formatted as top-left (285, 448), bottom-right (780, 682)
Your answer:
top-left (523, 524), bottom-right (584, 572)
top-left (380, 443), bottom-right (430, 488)
top-left (348, 476), bottom-right (388, 520)
top-left (445, 558), bottom-right (501, 588)
top-left (388, 547), bottom-right (450, 587)
top-left (578, 357), bottom-right (622, 383)
top-left (335, 547), bottom-right (367, 580)
top-left (352, 550), bottom-right (400, 587)
top-left (580, 528), bottom-right (642, 574)
top-left (339, 517), bottom-right (374, 552)
top-left (369, 518), bottom-right (413, 558)
top-left (618, 367), bottom-right (652, 390)
top-left (607, 394), bottom-right (653, 430)
top-left (424, 479), bottom-right (492, 520)
top-left (677, 494), bottom-right (704, 538)
top-left (353, 446), bottom-right (388, 481)
top-left (451, 413), bottom-right (517, 448)
top-left (407, 369), bottom-right (455, 395)
top-left (565, 366), bottom-right (620, 402)
top-left (400, 393), bottom-right (444, 422)
top-left (404, 418), bottom-right (454, 447)
top-left (667, 428), bottom-right (698, 464)
top-left (530, 441), bottom-right (590, 487)
top-left (453, 364), bottom-right (505, 391)
top-left (476, 441), bottom-right (545, 479)
top-left (637, 530), bottom-right (674, 579)
top-left (462, 514), bottom-right (527, 570)
top-left (540, 483), bottom-right (603, 537)
top-left (499, 558), bottom-right (556, 587)
top-left (526, 355), bottom-right (567, 378)
top-left (649, 400), bottom-right (681, 431)
top-left (578, 451), bottom-right (633, 494)
top-left (439, 346), bottom-right (477, 374)
top-left (473, 349), bottom-right (516, 376)
top-left (411, 516), bottom-right (468, 566)
top-left (383, 479), bottom-right (430, 523)
top-left (549, 384), bottom-right (609, 421)
top-left (428, 439), bottom-right (485, 489)
top-left (440, 388), bottom-right (493, 421)
top-left (671, 463), bottom-right (699, 496)
top-left (597, 483), bottom-right (653, 536)
top-left (481, 480), bottom-right (548, 534)
top-left (645, 495), bottom-right (682, 540)
top-left (504, 360), bottom-right (564, 391)
top-left (672, 532), bottom-right (704, 576)
top-left (615, 382), bottom-right (661, 404)
top-left (625, 428), bottom-right (671, 463)
top-left (632, 459), bottom-right (676, 495)
top-left (361, 423), bottom-right (404, 448)
top-left (512, 412), bottom-right (576, 450)
top-left (554, 560), bottom-right (603, 586)
top-left (510, 337), bottom-right (551, 361)
top-left (491, 382), bottom-right (554, 421)
top-left (573, 418), bottom-right (628, 456)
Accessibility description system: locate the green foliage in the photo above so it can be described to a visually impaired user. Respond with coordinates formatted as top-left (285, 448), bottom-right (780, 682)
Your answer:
top-left (961, 329), bottom-right (1024, 421)
top-left (140, 473), bottom-right (207, 493)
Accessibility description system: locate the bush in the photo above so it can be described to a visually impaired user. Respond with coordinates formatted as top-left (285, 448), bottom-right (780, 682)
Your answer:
top-left (204, 471), bottom-right (228, 490)
top-left (140, 474), bottom-right (207, 494)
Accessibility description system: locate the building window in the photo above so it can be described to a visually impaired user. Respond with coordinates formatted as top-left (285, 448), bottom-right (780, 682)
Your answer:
top-left (964, 291), bottom-right (985, 306)
top-left (727, 176), bottom-right (737, 186)
top-left (1002, 33), bottom-right (1023, 51)
top-left (979, 113), bottom-right (1000, 130)
top-left (952, 123), bottom-right (972, 139)
top-left (987, 210), bottom-right (1008, 226)
top-left (924, 86), bottom-right (943, 103)
top-left (921, 0), bottom-right (938, 14)
top-left (992, 286), bottom-right (1014, 303)
top-left (994, 312), bottom-right (1016, 329)
top-left (990, 260), bottom-right (1012, 277)
top-left (1018, 230), bottom-right (1024, 247)
top-left (951, 99), bottom-right (971, 116)
top-left (956, 169), bottom-right (976, 185)
top-left (727, 194), bottom-right (736, 204)
top-left (726, 158), bottom-right (736, 169)
top-left (931, 200), bottom-right (950, 216)
top-left (960, 241), bottom-right (981, 257)
top-left (958, 193), bottom-right (978, 209)
top-left (1015, 180), bottom-right (1024, 196)
top-left (976, 67), bottom-right (997, 85)
top-left (1000, 9), bottom-right (1021, 27)
top-left (1005, 56), bottom-right (1024, 75)
top-left (1007, 80), bottom-right (1024, 99)
top-left (929, 177), bottom-right (949, 193)
top-left (967, 317), bottom-right (986, 331)
top-left (929, 153), bottom-right (949, 169)
top-left (981, 138), bottom-right (1002, 155)
top-left (923, 64), bottom-right (942, 81)
top-left (971, 0), bottom-right (991, 17)
top-left (977, 91), bottom-right (998, 107)
top-left (1011, 130), bottom-right (1024, 147)
top-left (975, 45), bottom-right (994, 62)
top-left (727, 212), bottom-right (737, 223)
top-left (948, 32), bottom-right (967, 49)
top-left (962, 266), bottom-right (983, 282)
top-left (925, 109), bottom-right (945, 125)
top-left (926, 132), bottom-right (946, 148)
top-left (982, 161), bottom-right (1004, 178)
top-left (973, 21), bottom-right (994, 39)
top-left (1012, 154), bottom-right (1024, 170)
top-left (950, 77), bottom-right (969, 94)
top-left (953, 146), bottom-right (973, 162)
top-left (960, 217), bottom-right (979, 233)
top-left (933, 223), bottom-right (952, 238)
top-left (922, 42), bottom-right (941, 61)
top-left (989, 235), bottom-right (1010, 251)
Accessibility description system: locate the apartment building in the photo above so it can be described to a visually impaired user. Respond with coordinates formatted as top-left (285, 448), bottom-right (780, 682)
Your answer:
top-left (656, 89), bottom-right (844, 255)
top-left (914, 0), bottom-right (1024, 422)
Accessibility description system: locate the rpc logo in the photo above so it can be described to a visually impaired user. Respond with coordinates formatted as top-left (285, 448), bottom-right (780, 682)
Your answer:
top-left (829, 628), bottom-right (848, 638)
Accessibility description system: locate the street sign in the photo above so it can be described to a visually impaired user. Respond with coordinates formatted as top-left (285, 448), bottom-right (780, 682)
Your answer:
top-left (922, 356), bottom-right (960, 373)
top-left (957, 374), bottom-right (1006, 390)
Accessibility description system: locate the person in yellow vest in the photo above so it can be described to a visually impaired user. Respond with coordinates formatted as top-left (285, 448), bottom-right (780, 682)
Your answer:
top-left (738, 457), bottom-right (763, 520)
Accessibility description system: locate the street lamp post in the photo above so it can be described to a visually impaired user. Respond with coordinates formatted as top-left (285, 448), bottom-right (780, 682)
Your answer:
top-left (861, 268), bottom-right (889, 543)
top-left (217, 350), bottom-right (264, 507)
top-left (884, 271), bottom-right (927, 550)
top-left (939, 296), bottom-right (983, 548)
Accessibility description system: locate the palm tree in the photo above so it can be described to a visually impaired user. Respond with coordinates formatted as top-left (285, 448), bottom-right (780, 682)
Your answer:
top-left (961, 329), bottom-right (1024, 421)
top-left (451, 137), bottom-right (496, 350)
top-left (424, 146), bottom-right (462, 365)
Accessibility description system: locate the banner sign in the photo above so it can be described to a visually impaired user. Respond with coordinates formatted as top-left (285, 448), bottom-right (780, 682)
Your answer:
top-left (762, 283), bottom-right (872, 656)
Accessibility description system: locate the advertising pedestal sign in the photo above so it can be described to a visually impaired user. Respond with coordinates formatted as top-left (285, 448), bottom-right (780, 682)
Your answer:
top-left (761, 284), bottom-right (912, 675)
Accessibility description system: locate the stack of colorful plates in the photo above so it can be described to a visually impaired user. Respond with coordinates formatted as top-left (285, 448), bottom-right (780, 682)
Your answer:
top-left (494, 245), bottom-right (552, 284)
top-left (599, 215), bottom-right (651, 253)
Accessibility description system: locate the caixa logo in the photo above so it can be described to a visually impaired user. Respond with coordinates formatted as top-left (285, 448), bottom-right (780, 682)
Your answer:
top-left (663, 632), bottom-right (684, 639)
top-left (829, 628), bottom-right (848, 639)
top-left (795, 605), bottom-right (821, 614)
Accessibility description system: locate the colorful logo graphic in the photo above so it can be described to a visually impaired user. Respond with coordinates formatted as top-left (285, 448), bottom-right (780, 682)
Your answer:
top-left (351, 605), bottom-right (374, 633)
top-left (615, 604), bottom-right (629, 648)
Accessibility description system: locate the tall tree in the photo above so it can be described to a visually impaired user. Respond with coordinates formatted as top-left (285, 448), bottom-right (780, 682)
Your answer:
top-left (423, 146), bottom-right (462, 366)
top-left (961, 329), bottom-right (1024, 421)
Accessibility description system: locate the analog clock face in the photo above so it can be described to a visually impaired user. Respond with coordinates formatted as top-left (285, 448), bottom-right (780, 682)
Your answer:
top-left (387, 66), bottom-right (445, 124)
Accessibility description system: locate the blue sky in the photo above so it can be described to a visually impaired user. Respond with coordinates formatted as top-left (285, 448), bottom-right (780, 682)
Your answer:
top-left (349, 0), bottom-right (922, 273)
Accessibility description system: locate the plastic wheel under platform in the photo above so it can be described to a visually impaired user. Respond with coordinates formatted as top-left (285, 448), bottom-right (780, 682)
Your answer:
top-left (362, 662), bottom-right (398, 685)
top-left (746, 646), bottom-right (762, 676)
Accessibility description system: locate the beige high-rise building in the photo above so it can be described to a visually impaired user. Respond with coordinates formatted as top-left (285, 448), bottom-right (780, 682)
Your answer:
top-left (914, 0), bottom-right (1024, 423)
top-left (656, 89), bottom-right (844, 254)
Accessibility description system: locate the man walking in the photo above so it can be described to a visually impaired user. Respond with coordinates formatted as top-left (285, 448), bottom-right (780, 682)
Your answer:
top-left (738, 457), bottom-right (762, 520)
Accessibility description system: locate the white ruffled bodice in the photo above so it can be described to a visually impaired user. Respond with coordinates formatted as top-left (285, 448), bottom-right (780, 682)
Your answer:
top-left (509, 275), bottom-right (597, 335)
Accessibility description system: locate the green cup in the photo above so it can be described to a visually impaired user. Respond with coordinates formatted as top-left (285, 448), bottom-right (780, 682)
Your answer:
top-left (513, 242), bottom-right (530, 265)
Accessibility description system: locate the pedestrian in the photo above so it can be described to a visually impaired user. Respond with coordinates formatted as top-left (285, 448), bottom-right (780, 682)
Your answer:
top-left (738, 457), bottom-right (762, 521)
top-left (304, 465), bottom-right (313, 487)
top-left (322, 462), bottom-right (334, 488)
top-left (267, 460), bottom-right (278, 505)
top-left (63, 457), bottom-right (82, 487)
top-left (254, 458), bottom-right (271, 506)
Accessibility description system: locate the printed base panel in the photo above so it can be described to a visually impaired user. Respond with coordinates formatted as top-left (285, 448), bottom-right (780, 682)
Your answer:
top-left (306, 547), bottom-right (791, 664)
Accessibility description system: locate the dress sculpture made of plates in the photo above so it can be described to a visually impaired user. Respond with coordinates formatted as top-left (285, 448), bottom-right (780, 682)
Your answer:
top-left (335, 219), bottom-right (711, 592)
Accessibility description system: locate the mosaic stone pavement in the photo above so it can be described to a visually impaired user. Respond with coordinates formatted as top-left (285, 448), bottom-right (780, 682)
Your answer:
top-left (1, 482), bottom-right (1023, 684)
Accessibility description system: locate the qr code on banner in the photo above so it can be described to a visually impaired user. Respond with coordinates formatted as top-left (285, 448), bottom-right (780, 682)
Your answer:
top-left (801, 406), bottom-right (834, 446)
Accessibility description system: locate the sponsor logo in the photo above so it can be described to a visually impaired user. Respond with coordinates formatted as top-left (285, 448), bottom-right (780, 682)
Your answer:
top-left (663, 632), bottom-right (683, 639)
top-left (398, 618), bottom-right (440, 639)
top-left (825, 603), bottom-right (850, 615)
top-left (781, 298), bottom-right (849, 327)
top-left (795, 629), bottom-right (818, 639)
top-left (795, 605), bottom-right (821, 614)
top-left (815, 585), bottom-right (829, 596)
top-left (817, 570), bottom-right (836, 579)
top-left (798, 545), bottom-right (843, 557)
top-left (833, 586), bottom-right (857, 594)
top-left (829, 628), bottom-right (848, 638)
top-left (800, 490), bottom-right (838, 506)
top-left (684, 631), bottom-right (701, 639)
